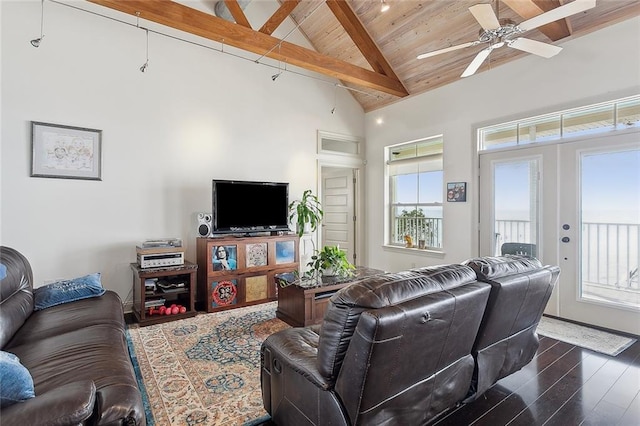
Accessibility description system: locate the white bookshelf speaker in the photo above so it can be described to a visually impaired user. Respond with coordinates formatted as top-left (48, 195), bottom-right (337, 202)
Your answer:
top-left (197, 213), bottom-right (212, 237)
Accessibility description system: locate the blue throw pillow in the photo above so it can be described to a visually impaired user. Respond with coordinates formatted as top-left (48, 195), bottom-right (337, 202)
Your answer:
top-left (0, 351), bottom-right (35, 408)
top-left (34, 273), bottom-right (105, 311)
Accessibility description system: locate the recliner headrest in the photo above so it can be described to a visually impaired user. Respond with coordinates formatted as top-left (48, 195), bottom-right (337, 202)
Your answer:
top-left (463, 255), bottom-right (543, 281)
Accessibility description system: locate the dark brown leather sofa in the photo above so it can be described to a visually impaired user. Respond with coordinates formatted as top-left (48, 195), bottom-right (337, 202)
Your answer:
top-left (0, 246), bottom-right (145, 425)
top-left (261, 255), bottom-right (559, 425)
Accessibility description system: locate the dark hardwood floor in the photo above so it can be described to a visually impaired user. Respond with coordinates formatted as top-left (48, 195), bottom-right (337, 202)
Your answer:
top-left (434, 336), bottom-right (640, 426)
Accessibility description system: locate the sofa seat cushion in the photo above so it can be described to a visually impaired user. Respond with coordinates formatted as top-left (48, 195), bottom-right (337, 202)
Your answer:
top-left (6, 324), bottom-right (142, 425)
top-left (4, 291), bottom-right (125, 348)
top-left (317, 264), bottom-right (477, 382)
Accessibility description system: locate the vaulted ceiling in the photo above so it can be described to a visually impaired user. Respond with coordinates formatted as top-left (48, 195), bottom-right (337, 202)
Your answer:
top-left (87, 0), bottom-right (640, 112)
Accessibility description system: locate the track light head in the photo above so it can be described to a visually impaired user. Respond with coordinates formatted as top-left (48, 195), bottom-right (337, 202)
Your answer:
top-left (31, 0), bottom-right (45, 48)
top-left (271, 72), bottom-right (281, 81)
top-left (140, 61), bottom-right (148, 73)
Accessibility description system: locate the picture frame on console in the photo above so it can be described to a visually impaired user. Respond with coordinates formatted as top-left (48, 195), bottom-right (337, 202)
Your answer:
top-left (31, 121), bottom-right (102, 180)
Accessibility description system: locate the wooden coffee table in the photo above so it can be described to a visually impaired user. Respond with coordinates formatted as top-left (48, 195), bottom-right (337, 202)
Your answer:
top-left (276, 267), bottom-right (384, 327)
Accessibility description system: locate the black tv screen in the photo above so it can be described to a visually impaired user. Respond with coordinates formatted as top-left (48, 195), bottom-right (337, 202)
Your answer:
top-left (212, 180), bottom-right (290, 234)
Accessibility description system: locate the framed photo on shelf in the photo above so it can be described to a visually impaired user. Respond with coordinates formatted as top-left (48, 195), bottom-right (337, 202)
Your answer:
top-left (246, 243), bottom-right (268, 267)
top-left (31, 121), bottom-right (102, 180)
top-left (275, 240), bottom-right (296, 264)
top-left (210, 279), bottom-right (238, 307)
top-left (212, 245), bottom-right (238, 271)
top-left (447, 182), bottom-right (467, 202)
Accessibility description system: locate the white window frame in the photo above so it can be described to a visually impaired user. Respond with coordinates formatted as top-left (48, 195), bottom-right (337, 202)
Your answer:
top-left (385, 136), bottom-right (444, 253)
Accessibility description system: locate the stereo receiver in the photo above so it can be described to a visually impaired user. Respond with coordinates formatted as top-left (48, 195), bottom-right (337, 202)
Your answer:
top-left (138, 252), bottom-right (185, 269)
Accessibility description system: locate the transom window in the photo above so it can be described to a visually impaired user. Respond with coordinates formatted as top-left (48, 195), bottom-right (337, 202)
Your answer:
top-left (479, 95), bottom-right (640, 151)
top-left (386, 136), bottom-right (443, 250)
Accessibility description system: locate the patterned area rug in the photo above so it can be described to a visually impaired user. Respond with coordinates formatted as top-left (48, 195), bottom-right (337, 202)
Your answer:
top-left (537, 316), bottom-right (636, 356)
top-left (126, 301), bottom-right (290, 425)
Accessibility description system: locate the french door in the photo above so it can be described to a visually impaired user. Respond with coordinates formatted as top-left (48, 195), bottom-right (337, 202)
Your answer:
top-left (479, 130), bottom-right (640, 335)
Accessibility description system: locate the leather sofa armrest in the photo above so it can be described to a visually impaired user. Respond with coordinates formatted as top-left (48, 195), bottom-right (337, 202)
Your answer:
top-left (262, 328), bottom-right (350, 425)
top-left (262, 327), bottom-right (331, 390)
top-left (1, 380), bottom-right (96, 426)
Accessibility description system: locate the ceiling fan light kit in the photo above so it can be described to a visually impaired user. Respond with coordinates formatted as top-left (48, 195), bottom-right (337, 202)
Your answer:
top-left (417, 0), bottom-right (597, 77)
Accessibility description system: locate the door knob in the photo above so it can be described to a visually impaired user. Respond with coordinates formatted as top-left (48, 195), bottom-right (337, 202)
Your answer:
top-left (561, 237), bottom-right (570, 243)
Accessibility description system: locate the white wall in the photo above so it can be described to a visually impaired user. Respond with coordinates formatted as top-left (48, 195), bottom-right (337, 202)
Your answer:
top-left (0, 0), bottom-right (364, 306)
top-left (364, 17), bottom-right (640, 273)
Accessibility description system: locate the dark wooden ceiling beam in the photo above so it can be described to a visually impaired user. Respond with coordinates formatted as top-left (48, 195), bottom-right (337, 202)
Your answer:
top-left (86, 0), bottom-right (409, 97)
top-left (259, 0), bottom-right (300, 35)
top-left (223, 0), bottom-right (252, 29)
top-left (502, 0), bottom-right (571, 41)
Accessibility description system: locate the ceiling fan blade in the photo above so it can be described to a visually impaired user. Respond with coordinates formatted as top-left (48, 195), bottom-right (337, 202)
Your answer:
top-left (461, 48), bottom-right (491, 78)
top-left (469, 4), bottom-right (501, 30)
top-left (518, 0), bottom-right (596, 32)
top-left (417, 41), bottom-right (478, 60)
top-left (508, 38), bottom-right (562, 58)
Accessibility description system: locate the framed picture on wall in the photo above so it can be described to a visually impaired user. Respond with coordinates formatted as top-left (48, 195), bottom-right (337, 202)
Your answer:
top-left (447, 182), bottom-right (467, 202)
top-left (31, 121), bottom-right (102, 180)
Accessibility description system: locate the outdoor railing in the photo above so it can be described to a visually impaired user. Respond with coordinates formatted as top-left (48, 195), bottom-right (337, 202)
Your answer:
top-left (582, 222), bottom-right (639, 290)
top-left (495, 219), bottom-right (639, 290)
top-left (394, 217), bottom-right (638, 291)
top-left (393, 216), bottom-right (443, 249)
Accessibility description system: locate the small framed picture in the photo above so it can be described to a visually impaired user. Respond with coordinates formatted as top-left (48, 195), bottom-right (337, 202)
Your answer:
top-left (31, 121), bottom-right (102, 180)
top-left (275, 240), bottom-right (296, 264)
top-left (447, 182), bottom-right (467, 202)
top-left (212, 245), bottom-right (237, 271)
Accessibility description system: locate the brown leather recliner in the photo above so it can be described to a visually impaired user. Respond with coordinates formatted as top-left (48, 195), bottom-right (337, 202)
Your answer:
top-left (261, 264), bottom-right (492, 425)
top-left (463, 255), bottom-right (560, 401)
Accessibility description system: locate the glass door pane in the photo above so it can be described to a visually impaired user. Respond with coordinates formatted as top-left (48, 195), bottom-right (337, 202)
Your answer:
top-left (493, 160), bottom-right (539, 257)
top-left (580, 149), bottom-right (640, 308)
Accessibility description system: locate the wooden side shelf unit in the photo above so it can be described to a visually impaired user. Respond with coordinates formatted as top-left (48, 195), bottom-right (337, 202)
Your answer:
top-left (131, 261), bottom-right (197, 326)
top-left (196, 234), bottom-right (299, 313)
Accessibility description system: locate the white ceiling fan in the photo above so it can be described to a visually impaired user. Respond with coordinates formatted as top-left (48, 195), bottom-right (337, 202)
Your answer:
top-left (417, 0), bottom-right (597, 77)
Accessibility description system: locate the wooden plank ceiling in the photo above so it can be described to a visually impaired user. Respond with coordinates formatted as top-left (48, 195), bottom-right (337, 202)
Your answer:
top-left (87, 0), bottom-right (640, 112)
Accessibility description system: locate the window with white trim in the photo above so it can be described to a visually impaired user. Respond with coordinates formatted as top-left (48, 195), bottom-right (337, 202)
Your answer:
top-left (479, 95), bottom-right (640, 151)
top-left (386, 136), bottom-right (443, 250)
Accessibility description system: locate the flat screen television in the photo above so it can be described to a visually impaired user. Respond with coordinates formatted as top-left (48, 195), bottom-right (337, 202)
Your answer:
top-left (212, 179), bottom-right (290, 234)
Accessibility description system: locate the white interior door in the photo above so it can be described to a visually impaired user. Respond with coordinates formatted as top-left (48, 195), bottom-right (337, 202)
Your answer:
top-left (480, 131), bottom-right (640, 334)
top-left (321, 167), bottom-right (356, 264)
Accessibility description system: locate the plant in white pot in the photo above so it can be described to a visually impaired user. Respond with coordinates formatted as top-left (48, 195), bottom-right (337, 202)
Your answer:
top-left (288, 189), bottom-right (323, 238)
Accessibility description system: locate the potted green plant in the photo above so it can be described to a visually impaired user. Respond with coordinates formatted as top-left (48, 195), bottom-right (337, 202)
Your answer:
top-left (306, 245), bottom-right (356, 279)
top-left (288, 189), bottom-right (323, 238)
